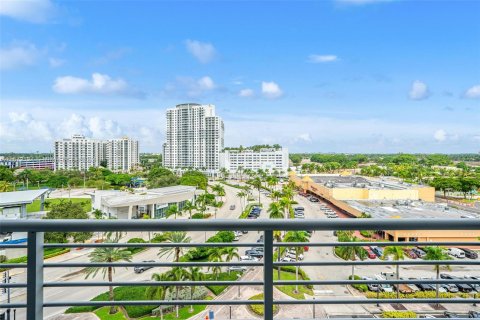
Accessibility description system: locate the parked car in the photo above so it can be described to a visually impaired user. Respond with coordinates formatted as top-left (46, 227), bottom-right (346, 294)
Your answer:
top-left (462, 248), bottom-right (478, 259)
top-left (281, 256), bottom-right (296, 262)
top-left (374, 275), bottom-right (393, 292)
top-left (370, 246), bottom-right (383, 258)
top-left (245, 250), bottom-right (263, 258)
top-left (394, 283), bottom-right (414, 294)
top-left (469, 311), bottom-right (480, 318)
top-left (228, 266), bottom-right (247, 272)
top-left (447, 248), bottom-right (466, 259)
top-left (403, 278), bottom-right (420, 292)
top-left (403, 248), bottom-right (417, 259)
top-left (362, 276), bottom-right (380, 292)
top-left (363, 247), bottom-right (376, 259)
top-left (294, 207), bottom-right (305, 211)
top-left (229, 205), bottom-right (236, 210)
top-left (444, 312), bottom-right (459, 318)
top-left (441, 284), bottom-right (459, 293)
top-left (134, 260), bottom-right (155, 273)
top-left (240, 255), bottom-right (258, 262)
top-left (449, 276), bottom-right (473, 292)
top-left (286, 252), bottom-right (304, 260)
top-left (412, 247), bottom-right (426, 259)
top-left (251, 247), bottom-right (264, 253)
top-left (309, 197), bottom-right (319, 202)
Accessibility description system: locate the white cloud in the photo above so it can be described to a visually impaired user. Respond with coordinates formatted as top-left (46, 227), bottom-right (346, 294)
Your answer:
top-left (239, 88), bottom-right (254, 98)
top-left (433, 129), bottom-right (447, 142)
top-left (163, 75), bottom-right (218, 98)
top-left (261, 81), bottom-right (283, 99)
top-left (296, 133), bottom-right (312, 142)
top-left (308, 54), bottom-right (338, 63)
top-left (464, 85), bottom-right (480, 99)
top-left (0, 42), bottom-right (40, 70)
top-left (49, 57), bottom-right (65, 68)
top-left (52, 73), bottom-right (141, 96)
top-left (409, 80), bottom-right (430, 100)
top-left (0, 0), bottom-right (56, 23)
top-left (0, 112), bottom-right (53, 143)
top-left (185, 39), bottom-right (216, 64)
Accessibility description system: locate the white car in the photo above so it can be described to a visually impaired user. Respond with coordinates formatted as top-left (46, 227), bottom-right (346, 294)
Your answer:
top-left (228, 266), bottom-right (247, 272)
top-left (240, 255), bottom-right (258, 261)
top-left (286, 252), bottom-right (304, 260)
top-left (282, 256), bottom-right (296, 262)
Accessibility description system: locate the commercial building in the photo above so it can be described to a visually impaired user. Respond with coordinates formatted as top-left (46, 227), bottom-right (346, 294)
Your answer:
top-left (290, 173), bottom-right (480, 242)
top-left (219, 147), bottom-right (289, 176)
top-left (54, 134), bottom-right (139, 172)
top-left (0, 157), bottom-right (54, 170)
top-left (163, 103), bottom-right (224, 173)
top-left (89, 185), bottom-right (202, 219)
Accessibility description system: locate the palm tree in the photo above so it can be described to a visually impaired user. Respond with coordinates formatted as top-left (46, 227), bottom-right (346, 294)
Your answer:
top-left (336, 231), bottom-right (366, 282)
top-left (382, 246), bottom-right (405, 300)
top-left (279, 196), bottom-right (293, 219)
top-left (268, 202), bottom-right (284, 219)
top-left (424, 246), bottom-right (451, 304)
top-left (250, 177), bottom-right (263, 205)
top-left (166, 267), bottom-right (188, 318)
top-left (222, 247), bottom-right (240, 268)
top-left (236, 191), bottom-right (247, 213)
top-left (158, 231), bottom-right (192, 262)
top-left (273, 230), bottom-right (283, 279)
top-left (270, 190), bottom-right (282, 202)
top-left (166, 204), bottom-right (179, 219)
top-left (267, 176), bottom-right (279, 190)
top-left (183, 200), bottom-right (196, 219)
top-left (85, 233), bottom-right (132, 314)
top-left (0, 181), bottom-right (11, 192)
top-left (186, 267), bottom-right (204, 312)
top-left (284, 231), bottom-right (309, 293)
top-left (146, 273), bottom-right (172, 320)
top-left (208, 248), bottom-right (224, 279)
top-left (211, 200), bottom-right (222, 219)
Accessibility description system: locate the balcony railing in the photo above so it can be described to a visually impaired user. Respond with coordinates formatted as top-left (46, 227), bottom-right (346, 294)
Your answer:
top-left (1, 219), bottom-right (480, 320)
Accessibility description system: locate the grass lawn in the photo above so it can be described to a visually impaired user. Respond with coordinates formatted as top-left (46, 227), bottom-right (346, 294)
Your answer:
top-left (273, 269), bottom-right (313, 300)
top-left (248, 293), bottom-right (279, 316)
top-left (205, 271), bottom-right (241, 295)
top-left (27, 198), bottom-right (91, 213)
top-left (94, 307), bottom-right (127, 320)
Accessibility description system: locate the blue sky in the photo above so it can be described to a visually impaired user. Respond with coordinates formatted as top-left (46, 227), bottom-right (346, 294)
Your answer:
top-left (0, 0), bottom-right (479, 153)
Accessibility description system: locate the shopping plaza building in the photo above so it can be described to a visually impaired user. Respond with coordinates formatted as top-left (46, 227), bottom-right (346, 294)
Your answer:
top-left (290, 172), bottom-right (480, 242)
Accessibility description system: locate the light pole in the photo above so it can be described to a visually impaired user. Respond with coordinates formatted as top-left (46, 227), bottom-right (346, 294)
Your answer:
top-left (236, 273), bottom-right (241, 298)
top-left (312, 296), bottom-right (315, 318)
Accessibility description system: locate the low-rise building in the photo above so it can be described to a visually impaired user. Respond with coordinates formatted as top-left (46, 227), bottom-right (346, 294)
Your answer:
top-left (0, 157), bottom-right (54, 170)
top-left (89, 185), bottom-right (202, 219)
top-left (220, 147), bottom-right (289, 176)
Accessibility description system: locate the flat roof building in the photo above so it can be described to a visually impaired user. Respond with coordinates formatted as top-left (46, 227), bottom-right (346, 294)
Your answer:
top-left (89, 185), bottom-right (203, 219)
top-left (219, 147), bottom-right (289, 176)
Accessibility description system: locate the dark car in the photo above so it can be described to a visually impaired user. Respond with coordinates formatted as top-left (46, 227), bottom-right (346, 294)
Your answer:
top-left (245, 250), bottom-right (263, 258)
top-left (309, 197), bottom-right (319, 202)
top-left (134, 260), bottom-right (155, 273)
top-left (412, 247), bottom-right (426, 259)
top-left (449, 276), bottom-right (473, 292)
top-left (462, 248), bottom-right (479, 259)
top-left (403, 248), bottom-right (417, 259)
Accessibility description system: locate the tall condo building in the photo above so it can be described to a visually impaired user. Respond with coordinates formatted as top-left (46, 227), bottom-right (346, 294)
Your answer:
top-left (163, 103), bottom-right (224, 172)
top-left (54, 135), bottom-right (139, 172)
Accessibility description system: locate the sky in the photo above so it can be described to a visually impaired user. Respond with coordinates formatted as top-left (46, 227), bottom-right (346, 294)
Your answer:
top-left (0, 0), bottom-right (479, 154)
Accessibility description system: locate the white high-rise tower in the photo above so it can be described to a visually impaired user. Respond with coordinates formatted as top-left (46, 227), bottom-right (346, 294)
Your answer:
top-left (163, 103), bottom-right (224, 172)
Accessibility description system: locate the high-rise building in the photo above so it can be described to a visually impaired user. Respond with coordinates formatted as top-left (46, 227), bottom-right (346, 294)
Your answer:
top-left (105, 137), bottom-right (140, 172)
top-left (163, 103), bottom-right (224, 172)
top-left (54, 135), bottom-right (139, 172)
top-left (219, 147), bottom-right (289, 176)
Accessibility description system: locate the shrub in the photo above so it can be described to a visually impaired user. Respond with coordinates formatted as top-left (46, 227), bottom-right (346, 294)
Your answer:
top-left (381, 311), bottom-right (417, 318)
top-left (365, 291), bottom-right (467, 299)
top-left (248, 293), bottom-right (279, 316)
top-left (360, 230), bottom-right (373, 238)
top-left (192, 213), bottom-right (212, 219)
top-left (348, 275), bottom-right (368, 292)
top-left (126, 237), bottom-right (146, 254)
top-left (183, 231), bottom-right (235, 261)
top-left (0, 255), bottom-right (6, 263)
top-left (151, 232), bottom-right (169, 243)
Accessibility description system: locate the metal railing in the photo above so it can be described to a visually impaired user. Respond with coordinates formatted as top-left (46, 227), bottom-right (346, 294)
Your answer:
top-left (1, 219), bottom-right (480, 320)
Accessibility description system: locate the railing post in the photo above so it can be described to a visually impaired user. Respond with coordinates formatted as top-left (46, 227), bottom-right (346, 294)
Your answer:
top-left (263, 229), bottom-right (274, 320)
top-left (27, 231), bottom-right (43, 320)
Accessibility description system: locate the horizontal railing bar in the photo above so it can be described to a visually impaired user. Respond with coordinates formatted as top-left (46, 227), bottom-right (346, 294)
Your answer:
top-left (274, 298), bottom-right (479, 304)
top-left (44, 262), bottom-right (263, 267)
top-left (273, 260), bottom-right (480, 266)
top-left (45, 242), bottom-right (263, 248)
top-left (44, 281), bottom-right (264, 287)
top-left (276, 241), bottom-right (480, 247)
top-left (0, 303), bottom-right (27, 308)
top-left (0, 244), bottom-right (27, 248)
top-left (3, 218), bottom-right (480, 232)
top-left (0, 263), bottom-right (26, 268)
top-left (274, 279), bottom-right (480, 285)
top-left (0, 283), bottom-right (27, 288)
top-left (43, 300), bottom-right (263, 307)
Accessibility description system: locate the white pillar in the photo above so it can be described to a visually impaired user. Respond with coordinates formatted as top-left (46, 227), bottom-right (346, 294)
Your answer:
top-left (128, 205), bottom-right (133, 220)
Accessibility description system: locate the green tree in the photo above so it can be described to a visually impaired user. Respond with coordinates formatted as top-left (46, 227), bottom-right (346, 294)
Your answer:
top-left (236, 191), bottom-right (247, 213)
top-left (186, 267), bottom-right (204, 312)
top-left (166, 204), bottom-right (180, 219)
top-left (43, 200), bottom-right (93, 243)
top-left (268, 202), bottom-right (284, 219)
top-left (208, 248), bottom-right (224, 279)
top-left (146, 273), bottom-right (171, 320)
top-left (284, 231), bottom-right (309, 293)
top-left (336, 231), bottom-right (366, 281)
top-left (158, 231), bottom-right (192, 262)
top-left (180, 170), bottom-right (208, 190)
top-left (382, 246), bottom-right (405, 300)
top-left (183, 200), bottom-right (196, 219)
top-left (250, 177), bottom-right (263, 205)
top-left (222, 247), bottom-right (240, 273)
top-left (0, 166), bottom-right (14, 182)
top-left (279, 196), bottom-right (293, 219)
top-left (424, 247), bottom-right (451, 304)
top-left (165, 267), bottom-right (189, 318)
top-left (85, 233), bottom-right (132, 314)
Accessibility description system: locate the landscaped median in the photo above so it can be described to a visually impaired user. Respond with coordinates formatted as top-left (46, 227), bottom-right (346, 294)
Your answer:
top-left (0, 247), bottom-right (70, 272)
top-left (247, 293), bottom-right (279, 316)
top-left (239, 203), bottom-right (261, 219)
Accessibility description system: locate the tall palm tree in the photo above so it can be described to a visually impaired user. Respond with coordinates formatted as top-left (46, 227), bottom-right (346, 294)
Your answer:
top-left (382, 246), bottom-right (405, 300)
top-left (279, 197), bottom-right (293, 219)
top-left (250, 177), bottom-right (263, 205)
top-left (146, 273), bottom-right (172, 320)
top-left (236, 191), bottom-right (247, 213)
top-left (186, 267), bottom-right (204, 312)
top-left (158, 231), bottom-right (192, 262)
top-left (0, 181), bottom-right (11, 192)
top-left (270, 190), bottom-right (282, 202)
top-left (284, 231), bottom-right (309, 293)
top-left (336, 231), bottom-right (366, 281)
top-left (222, 247), bottom-right (240, 266)
top-left (166, 267), bottom-right (188, 318)
top-left (85, 233), bottom-right (132, 314)
top-left (273, 230), bottom-right (283, 279)
top-left (183, 200), bottom-right (196, 219)
top-left (208, 248), bottom-right (224, 279)
top-left (424, 246), bottom-right (451, 304)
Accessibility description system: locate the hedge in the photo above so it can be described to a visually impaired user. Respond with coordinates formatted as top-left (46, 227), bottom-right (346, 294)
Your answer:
top-left (151, 232), bottom-right (169, 243)
top-left (366, 291), bottom-right (473, 299)
top-left (125, 237), bottom-right (146, 255)
top-left (182, 231), bottom-right (235, 261)
top-left (192, 213), bottom-right (212, 219)
top-left (247, 293), bottom-right (279, 316)
top-left (381, 311), bottom-right (417, 318)
top-left (348, 275), bottom-right (368, 292)
top-left (1, 247), bottom-right (70, 271)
